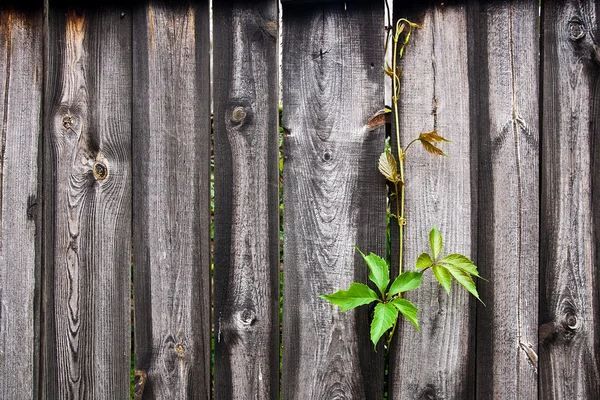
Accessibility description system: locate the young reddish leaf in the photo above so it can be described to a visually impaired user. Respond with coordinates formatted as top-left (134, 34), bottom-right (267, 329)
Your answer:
top-left (366, 109), bottom-right (390, 131)
top-left (444, 265), bottom-right (484, 304)
top-left (319, 282), bottom-right (380, 312)
top-left (429, 227), bottom-right (443, 260)
top-left (378, 151), bottom-right (401, 183)
top-left (432, 265), bottom-right (452, 295)
top-left (419, 130), bottom-right (451, 143)
top-left (391, 298), bottom-right (419, 331)
top-left (357, 248), bottom-right (390, 297)
top-left (415, 253), bottom-right (434, 270)
top-left (388, 271), bottom-right (423, 298)
top-left (420, 140), bottom-right (448, 156)
top-left (370, 303), bottom-right (398, 348)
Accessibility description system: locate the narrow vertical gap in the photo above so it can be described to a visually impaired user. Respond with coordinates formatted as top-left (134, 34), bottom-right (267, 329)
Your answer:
top-left (208, 2), bottom-right (215, 399)
top-left (537, 1), bottom-right (544, 399)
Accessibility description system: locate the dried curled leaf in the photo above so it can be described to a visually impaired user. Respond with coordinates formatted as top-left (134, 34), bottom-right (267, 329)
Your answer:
top-left (365, 108), bottom-right (391, 131)
top-left (378, 151), bottom-right (401, 183)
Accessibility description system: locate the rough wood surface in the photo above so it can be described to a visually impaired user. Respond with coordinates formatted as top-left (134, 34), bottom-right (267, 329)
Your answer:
top-left (281, 2), bottom-right (386, 398)
top-left (212, 1), bottom-right (280, 398)
top-left (132, 2), bottom-right (211, 398)
top-left (540, 1), bottom-right (600, 398)
top-left (0, 5), bottom-right (42, 399)
top-left (472, 1), bottom-right (540, 398)
top-left (389, 3), bottom-right (475, 399)
top-left (42, 5), bottom-right (132, 398)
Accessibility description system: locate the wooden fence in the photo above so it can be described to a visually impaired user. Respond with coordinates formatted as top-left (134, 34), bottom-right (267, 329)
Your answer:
top-left (0, 0), bottom-right (599, 398)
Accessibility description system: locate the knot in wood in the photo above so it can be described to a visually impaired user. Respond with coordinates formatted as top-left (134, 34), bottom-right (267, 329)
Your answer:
top-left (231, 106), bottom-right (247, 124)
top-left (568, 18), bottom-right (586, 41)
top-left (564, 312), bottom-right (579, 331)
top-left (175, 343), bottom-right (185, 355)
top-left (62, 115), bottom-right (74, 130)
top-left (322, 150), bottom-right (332, 161)
top-left (239, 308), bottom-right (256, 326)
top-left (93, 161), bottom-right (108, 180)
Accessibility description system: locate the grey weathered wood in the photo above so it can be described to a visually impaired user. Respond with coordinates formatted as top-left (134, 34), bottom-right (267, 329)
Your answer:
top-left (389, 3), bottom-right (475, 399)
top-left (213, 1), bottom-right (280, 398)
top-left (42, 4), bottom-right (132, 398)
top-left (132, 2), bottom-right (211, 398)
top-left (281, 2), bottom-right (386, 398)
top-left (540, 1), bottom-right (600, 398)
top-left (0, 5), bottom-right (42, 399)
top-left (472, 1), bottom-right (540, 398)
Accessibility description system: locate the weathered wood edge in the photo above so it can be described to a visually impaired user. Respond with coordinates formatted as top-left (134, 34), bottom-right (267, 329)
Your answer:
top-left (540, 0), bottom-right (600, 397)
top-left (0, 5), bottom-right (43, 399)
top-left (281, 2), bottom-right (386, 398)
top-left (132, 2), bottom-right (211, 398)
top-left (213, 1), bottom-right (280, 398)
top-left (471, 1), bottom-right (540, 398)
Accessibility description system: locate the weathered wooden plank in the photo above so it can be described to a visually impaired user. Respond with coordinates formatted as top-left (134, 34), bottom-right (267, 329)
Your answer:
top-left (132, 2), bottom-right (211, 398)
top-left (389, 2), bottom-right (475, 399)
top-left (213, 1), bottom-right (280, 398)
top-left (281, 2), bottom-right (386, 398)
top-left (0, 5), bottom-right (42, 399)
top-left (540, 1), bottom-right (600, 398)
top-left (471, 1), bottom-right (540, 398)
top-left (42, 4), bottom-right (132, 398)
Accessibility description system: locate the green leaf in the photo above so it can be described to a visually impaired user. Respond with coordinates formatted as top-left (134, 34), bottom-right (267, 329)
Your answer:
top-left (319, 283), bottom-right (380, 312)
top-left (429, 227), bottom-right (443, 260)
top-left (432, 264), bottom-right (452, 295)
top-left (415, 253), bottom-right (434, 270)
top-left (419, 130), bottom-right (452, 143)
top-left (440, 253), bottom-right (483, 279)
top-left (444, 265), bottom-right (484, 304)
top-left (388, 271), bottom-right (423, 298)
top-left (370, 303), bottom-right (398, 348)
top-left (419, 140), bottom-right (448, 156)
top-left (378, 151), bottom-right (401, 184)
top-left (391, 298), bottom-right (419, 331)
top-left (357, 249), bottom-right (390, 297)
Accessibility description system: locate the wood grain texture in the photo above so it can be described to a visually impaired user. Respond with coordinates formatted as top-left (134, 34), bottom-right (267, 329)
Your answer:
top-left (540, 0), bottom-right (600, 398)
top-left (42, 4), bottom-right (132, 398)
top-left (281, 2), bottom-right (386, 398)
top-left (389, 2), bottom-right (475, 399)
top-left (132, 2), bottom-right (211, 398)
top-left (0, 5), bottom-right (42, 399)
top-left (472, 1), bottom-right (540, 398)
top-left (213, 1), bottom-right (280, 398)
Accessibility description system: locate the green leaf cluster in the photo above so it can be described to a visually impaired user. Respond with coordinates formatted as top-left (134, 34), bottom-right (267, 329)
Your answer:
top-left (320, 249), bottom-right (422, 349)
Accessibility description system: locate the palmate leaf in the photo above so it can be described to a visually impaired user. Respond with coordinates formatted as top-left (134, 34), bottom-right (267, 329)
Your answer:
top-left (378, 151), bottom-right (401, 184)
top-left (391, 298), bottom-right (419, 331)
top-left (357, 249), bottom-right (390, 297)
top-left (370, 303), bottom-right (398, 348)
top-left (319, 282), bottom-right (379, 312)
top-left (388, 271), bottom-right (423, 298)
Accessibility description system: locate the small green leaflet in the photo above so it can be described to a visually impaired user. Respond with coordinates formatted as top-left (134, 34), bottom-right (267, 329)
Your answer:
top-left (439, 253), bottom-right (483, 279)
top-left (432, 265), bottom-right (452, 295)
top-left (388, 271), bottom-right (423, 298)
top-left (429, 227), bottom-right (443, 260)
top-left (371, 303), bottom-right (397, 348)
top-left (319, 283), bottom-right (379, 312)
top-left (378, 150), bottom-right (401, 184)
top-left (415, 253), bottom-right (434, 270)
top-left (391, 298), bottom-right (419, 331)
top-left (357, 249), bottom-right (389, 297)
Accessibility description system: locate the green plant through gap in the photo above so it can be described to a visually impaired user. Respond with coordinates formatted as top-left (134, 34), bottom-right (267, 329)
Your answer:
top-left (320, 18), bottom-right (485, 351)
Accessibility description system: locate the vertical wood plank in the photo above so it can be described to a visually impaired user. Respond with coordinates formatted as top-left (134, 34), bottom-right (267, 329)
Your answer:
top-left (389, 2), bottom-right (475, 399)
top-left (541, 0), bottom-right (600, 397)
top-left (472, 1), bottom-right (540, 398)
top-left (132, 1), bottom-right (211, 398)
top-left (281, 2), bottom-right (386, 398)
top-left (42, 3), bottom-right (132, 398)
top-left (0, 4), bottom-right (42, 399)
top-left (213, 1), bottom-right (280, 398)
